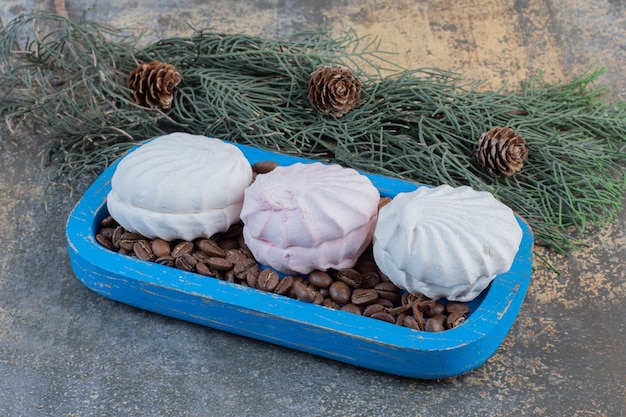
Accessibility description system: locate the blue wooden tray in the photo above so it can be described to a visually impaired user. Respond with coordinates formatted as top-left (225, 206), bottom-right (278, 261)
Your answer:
top-left (66, 142), bottom-right (533, 379)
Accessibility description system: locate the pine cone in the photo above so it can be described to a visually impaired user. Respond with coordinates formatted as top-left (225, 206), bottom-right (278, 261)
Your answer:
top-left (308, 66), bottom-right (361, 117)
top-left (474, 127), bottom-right (528, 178)
top-left (128, 60), bottom-right (182, 109)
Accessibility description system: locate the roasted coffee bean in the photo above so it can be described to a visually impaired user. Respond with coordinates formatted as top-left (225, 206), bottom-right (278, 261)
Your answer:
top-left (404, 315), bottom-right (425, 331)
top-left (446, 311), bottom-right (467, 329)
top-left (274, 275), bottom-right (295, 296)
top-left (195, 262), bottom-right (213, 276)
top-left (374, 282), bottom-right (401, 303)
top-left (134, 240), bottom-right (155, 261)
top-left (336, 268), bottom-right (362, 288)
top-left (155, 255), bottom-right (175, 267)
top-left (100, 215), bottom-right (118, 228)
top-left (151, 239), bottom-right (171, 258)
top-left (293, 281), bottom-right (316, 303)
top-left (175, 253), bottom-right (198, 271)
top-left (96, 233), bottom-right (115, 250)
top-left (322, 298), bottom-right (340, 310)
top-left (111, 226), bottom-right (124, 249)
top-left (223, 269), bottom-right (236, 283)
top-left (446, 302), bottom-right (470, 315)
top-left (425, 314), bottom-right (447, 332)
top-left (313, 291), bottom-right (324, 305)
top-left (319, 287), bottom-right (330, 298)
top-left (421, 300), bottom-right (446, 317)
top-left (363, 303), bottom-right (386, 317)
top-left (371, 311), bottom-right (395, 324)
top-left (207, 256), bottom-right (234, 272)
top-left (308, 270), bottom-right (333, 288)
top-left (225, 248), bottom-right (248, 264)
top-left (257, 269), bottom-right (279, 292)
top-left (192, 250), bottom-right (212, 264)
top-left (376, 298), bottom-right (394, 308)
top-left (340, 303), bottom-right (363, 315)
top-left (234, 258), bottom-right (258, 279)
top-left (351, 288), bottom-right (379, 305)
top-left (171, 241), bottom-right (194, 257)
top-left (119, 231), bottom-right (143, 251)
top-left (329, 281), bottom-right (351, 305)
top-left (98, 227), bottom-right (116, 239)
top-left (396, 312), bottom-right (407, 327)
top-left (245, 270), bottom-right (258, 288)
top-left (195, 238), bottom-right (226, 257)
top-left (252, 160), bottom-right (279, 174)
top-left (360, 271), bottom-right (381, 289)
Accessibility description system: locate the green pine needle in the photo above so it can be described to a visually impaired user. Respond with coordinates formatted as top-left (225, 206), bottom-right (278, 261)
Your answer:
top-left (1, 12), bottom-right (625, 254)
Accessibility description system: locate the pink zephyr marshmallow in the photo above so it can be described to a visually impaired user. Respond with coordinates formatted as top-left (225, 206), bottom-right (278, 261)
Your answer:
top-left (240, 162), bottom-right (380, 274)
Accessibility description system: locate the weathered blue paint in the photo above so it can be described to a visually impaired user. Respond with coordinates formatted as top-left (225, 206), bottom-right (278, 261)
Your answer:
top-left (65, 140), bottom-right (534, 379)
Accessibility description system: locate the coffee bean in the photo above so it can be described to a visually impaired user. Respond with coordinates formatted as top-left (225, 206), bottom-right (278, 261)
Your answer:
top-left (336, 268), bottom-right (362, 288)
top-left (134, 240), bottom-right (155, 261)
top-left (351, 288), bottom-right (379, 305)
top-left (100, 215), bottom-right (118, 228)
top-left (446, 311), bottom-right (467, 329)
top-left (425, 314), bottom-right (447, 332)
top-left (119, 231), bottom-right (143, 251)
top-left (404, 315), bottom-right (425, 331)
top-left (257, 269), bottom-right (279, 292)
top-left (175, 253), bottom-right (197, 271)
top-left (195, 262), bottom-right (213, 276)
top-left (322, 298), bottom-right (340, 309)
top-left (329, 281), bottom-right (351, 305)
top-left (225, 248), bottom-right (247, 264)
top-left (374, 282), bottom-right (401, 303)
top-left (207, 256), bottom-right (234, 272)
top-left (155, 256), bottom-right (175, 267)
top-left (98, 227), bottom-right (115, 239)
top-left (293, 281), bottom-right (316, 303)
top-left (95, 233), bottom-right (115, 250)
top-left (111, 226), bottom-right (124, 249)
top-left (340, 304), bottom-right (363, 315)
top-left (274, 275), bottom-right (295, 296)
top-left (233, 258), bottom-right (257, 279)
top-left (371, 311), bottom-right (395, 324)
top-left (195, 238), bottom-right (226, 257)
top-left (151, 239), bottom-right (171, 258)
top-left (95, 212), bottom-right (473, 333)
top-left (308, 270), bottom-right (333, 288)
top-left (363, 304), bottom-right (386, 317)
top-left (421, 300), bottom-right (446, 317)
top-left (171, 241), bottom-right (194, 257)
top-left (360, 271), bottom-right (381, 289)
top-left (446, 302), bottom-right (470, 315)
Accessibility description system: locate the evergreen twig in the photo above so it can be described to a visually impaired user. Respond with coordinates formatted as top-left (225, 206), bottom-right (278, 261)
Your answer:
top-left (1, 12), bottom-right (625, 254)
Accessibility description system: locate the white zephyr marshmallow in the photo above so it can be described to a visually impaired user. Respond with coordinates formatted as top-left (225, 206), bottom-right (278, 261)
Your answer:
top-left (240, 162), bottom-right (380, 275)
top-left (107, 132), bottom-right (252, 241)
top-left (373, 185), bottom-right (523, 302)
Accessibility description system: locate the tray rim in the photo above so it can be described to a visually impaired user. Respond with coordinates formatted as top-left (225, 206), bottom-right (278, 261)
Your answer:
top-left (66, 139), bottom-right (534, 377)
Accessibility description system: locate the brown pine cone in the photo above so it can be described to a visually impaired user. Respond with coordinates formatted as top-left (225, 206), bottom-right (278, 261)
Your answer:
top-left (474, 127), bottom-right (528, 178)
top-left (128, 60), bottom-right (182, 109)
top-left (307, 66), bottom-right (361, 117)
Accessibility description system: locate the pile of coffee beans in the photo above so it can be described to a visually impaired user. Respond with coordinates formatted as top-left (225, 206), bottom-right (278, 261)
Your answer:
top-left (95, 216), bottom-right (470, 332)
